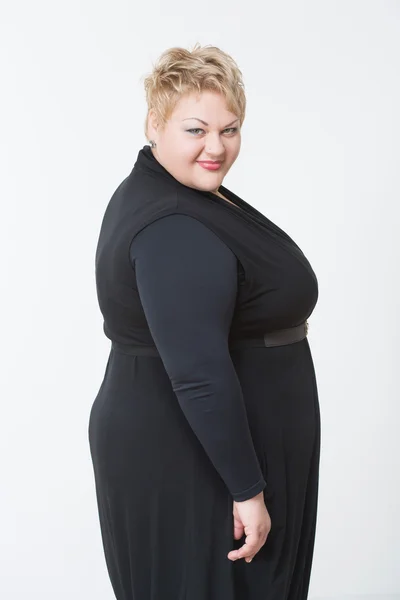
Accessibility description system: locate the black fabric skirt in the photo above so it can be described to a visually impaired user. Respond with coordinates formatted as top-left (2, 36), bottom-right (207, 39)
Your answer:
top-left (88, 336), bottom-right (320, 600)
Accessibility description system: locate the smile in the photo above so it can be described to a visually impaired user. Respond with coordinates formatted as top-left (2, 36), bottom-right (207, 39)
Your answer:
top-left (197, 161), bottom-right (222, 171)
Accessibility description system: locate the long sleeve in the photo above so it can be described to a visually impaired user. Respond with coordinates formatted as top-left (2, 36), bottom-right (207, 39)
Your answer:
top-left (129, 213), bottom-right (266, 502)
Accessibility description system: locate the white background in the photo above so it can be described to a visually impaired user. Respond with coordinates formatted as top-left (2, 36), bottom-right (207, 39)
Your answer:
top-left (1, 1), bottom-right (399, 599)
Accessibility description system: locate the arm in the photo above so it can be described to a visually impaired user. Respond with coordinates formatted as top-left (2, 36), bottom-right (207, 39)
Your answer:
top-left (129, 214), bottom-right (266, 501)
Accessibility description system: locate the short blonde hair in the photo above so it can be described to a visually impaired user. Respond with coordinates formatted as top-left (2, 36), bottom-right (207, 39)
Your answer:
top-left (142, 43), bottom-right (246, 139)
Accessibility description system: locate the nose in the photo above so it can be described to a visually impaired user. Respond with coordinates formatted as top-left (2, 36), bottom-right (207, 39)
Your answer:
top-left (205, 133), bottom-right (225, 159)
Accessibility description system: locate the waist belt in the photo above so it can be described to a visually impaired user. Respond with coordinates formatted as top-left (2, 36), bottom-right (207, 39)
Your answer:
top-left (111, 320), bottom-right (309, 357)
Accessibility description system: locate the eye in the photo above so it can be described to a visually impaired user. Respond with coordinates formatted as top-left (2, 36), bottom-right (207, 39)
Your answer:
top-left (186, 127), bottom-right (239, 135)
top-left (187, 128), bottom-right (204, 135)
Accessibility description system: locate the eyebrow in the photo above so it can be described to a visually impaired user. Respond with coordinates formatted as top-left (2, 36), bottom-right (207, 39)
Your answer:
top-left (182, 117), bottom-right (239, 127)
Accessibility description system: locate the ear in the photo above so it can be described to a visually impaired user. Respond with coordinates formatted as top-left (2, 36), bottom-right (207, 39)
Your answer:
top-left (148, 109), bottom-right (159, 135)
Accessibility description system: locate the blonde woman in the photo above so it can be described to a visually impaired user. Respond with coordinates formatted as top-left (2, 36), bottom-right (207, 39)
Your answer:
top-left (89, 43), bottom-right (321, 600)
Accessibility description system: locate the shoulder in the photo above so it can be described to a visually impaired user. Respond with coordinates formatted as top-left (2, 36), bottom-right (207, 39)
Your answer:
top-left (131, 213), bottom-right (232, 252)
top-left (129, 214), bottom-right (238, 274)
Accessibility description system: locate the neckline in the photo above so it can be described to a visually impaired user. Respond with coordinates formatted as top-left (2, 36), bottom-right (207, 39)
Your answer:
top-left (214, 184), bottom-right (268, 222)
top-left (210, 190), bottom-right (246, 214)
top-left (135, 145), bottom-right (299, 247)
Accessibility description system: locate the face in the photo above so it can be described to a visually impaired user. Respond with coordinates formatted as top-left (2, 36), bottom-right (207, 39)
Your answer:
top-left (147, 90), bottom-right (241, 193)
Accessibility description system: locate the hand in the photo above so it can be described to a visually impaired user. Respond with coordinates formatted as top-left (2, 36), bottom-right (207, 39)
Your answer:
top-left (227, 490), bottom-right (271, 563)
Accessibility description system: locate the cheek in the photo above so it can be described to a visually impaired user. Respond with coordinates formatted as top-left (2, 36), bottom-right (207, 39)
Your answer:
top-left (175, 140), bottom-right (197, 162)
top-left (232, 142), bottom-right (241, 161)
top-left (188, 149), bottom-right (202, 164)
top-left (226, 146), bottom-right (240, 166)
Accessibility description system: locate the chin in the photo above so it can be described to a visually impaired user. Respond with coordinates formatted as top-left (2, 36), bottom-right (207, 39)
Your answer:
top-left (197, 181), bottom-right (222, 192)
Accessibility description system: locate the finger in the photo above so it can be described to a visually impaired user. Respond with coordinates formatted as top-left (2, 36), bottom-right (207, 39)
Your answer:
top-left (228, 529), bottom-right (261, 560)
top-left (228, 541), bottom-right (257, 561)
top-left (233, 516), bottom-right (244, 540)
top-left (239, 528), bottom-right (260, 555)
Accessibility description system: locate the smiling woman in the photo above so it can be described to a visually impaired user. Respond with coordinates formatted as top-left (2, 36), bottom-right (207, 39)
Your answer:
top-left (140, 44), bottom-right (246, 195)
top-left (145, 90), bottom-right (242, 193)
top-left (89, 42), bottom-right (320, 600)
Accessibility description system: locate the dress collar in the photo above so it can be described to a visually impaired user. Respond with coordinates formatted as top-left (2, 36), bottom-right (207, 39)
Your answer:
top-left (132, 144), bottom-right (247, 214)
top-left (133, 144), bottom-right (180, 186)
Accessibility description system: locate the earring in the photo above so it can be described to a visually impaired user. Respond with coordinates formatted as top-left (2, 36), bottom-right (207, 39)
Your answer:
top-left (149, 140), bottom-right (156, 148)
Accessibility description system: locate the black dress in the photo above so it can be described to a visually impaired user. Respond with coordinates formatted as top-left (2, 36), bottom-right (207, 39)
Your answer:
top-left (88, 144), bottom-right (321, 600)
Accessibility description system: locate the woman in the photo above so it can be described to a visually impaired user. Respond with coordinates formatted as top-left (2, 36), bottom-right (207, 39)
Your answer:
top-left (89, 43), bottom-right (320, 600)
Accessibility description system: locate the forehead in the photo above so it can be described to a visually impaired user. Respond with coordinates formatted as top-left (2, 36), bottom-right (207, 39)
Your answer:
top-left (171, 91), bottom-right (236, 120)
